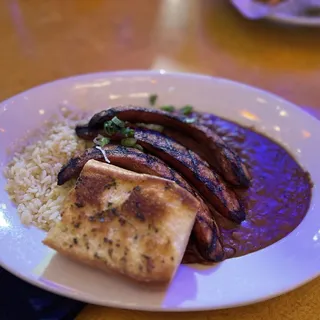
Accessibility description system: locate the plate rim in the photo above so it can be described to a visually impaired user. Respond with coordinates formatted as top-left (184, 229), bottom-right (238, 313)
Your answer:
top-left (0, 70), bottom-right (319, 312)
top-left (267, 12), bottom-right (320, 26)
top-left (2, 69), bottom-right (318, 129)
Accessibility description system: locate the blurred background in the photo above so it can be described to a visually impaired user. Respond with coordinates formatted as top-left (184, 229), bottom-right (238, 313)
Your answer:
top-left (1, 0), bottom-right (320, 107)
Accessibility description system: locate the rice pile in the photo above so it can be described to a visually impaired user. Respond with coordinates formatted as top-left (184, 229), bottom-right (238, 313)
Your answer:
top-left (4, 112), bottom-right (87, 231)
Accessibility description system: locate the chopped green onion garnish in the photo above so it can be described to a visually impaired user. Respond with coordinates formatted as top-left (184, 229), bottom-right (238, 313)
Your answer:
top-left (100, 137), bottom-right (110, 147)
top-left (180, 105), bottom-right (193, 115)
top-left (145, 124), bottom-right (163, 132)
top-left (121, 127), bottom-right (135, 137)
top-left (93, 135), bottom-right (110, 147)
top-left (134, 144), bottom-right (144, 151)
top-left (103, 117), bottom-right (134, 138)
top-left (184, 117), bottom-right (196, 124)
top-left (160, 105), bottom-right (175, 112)
top-left (103, 122), bottom-right (116, 135)
top-left (136, 123), bottom-right (163, 132)
top-left (149, 94), bottom-right (158, 106)
top-left (121, 138), bottom-right (137, 147)
top-left (111, 116), bottom-right (125, 128)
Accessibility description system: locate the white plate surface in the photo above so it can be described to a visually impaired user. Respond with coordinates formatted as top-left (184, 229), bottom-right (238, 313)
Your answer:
top-left (0, 71), bottom-right (319, 311)
top-left (231, 0), bottom-right (320, 26)
top-left (268, 1), bottom-right (320, 26)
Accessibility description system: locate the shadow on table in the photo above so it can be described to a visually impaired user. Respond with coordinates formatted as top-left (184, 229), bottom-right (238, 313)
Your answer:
top-left (0, 267), bottom-right (84, 320)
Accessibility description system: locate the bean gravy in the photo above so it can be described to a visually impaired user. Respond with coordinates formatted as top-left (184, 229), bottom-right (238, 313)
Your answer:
top-left (199, 113), bottom-right (313, 258)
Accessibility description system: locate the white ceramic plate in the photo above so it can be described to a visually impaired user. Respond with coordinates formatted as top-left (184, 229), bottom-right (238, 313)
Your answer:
top-left (231, 0), bottom-right (320, 26)
top-left (267, 15), bottom-right (320, 26)
top-left (0, 71), bottom-right (319, 311)
top-left (268, 2), bottom-right (320, 26)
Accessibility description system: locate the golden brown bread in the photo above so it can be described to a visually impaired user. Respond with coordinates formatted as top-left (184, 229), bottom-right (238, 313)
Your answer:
top-left (43, 159), bottom-right (199, 283)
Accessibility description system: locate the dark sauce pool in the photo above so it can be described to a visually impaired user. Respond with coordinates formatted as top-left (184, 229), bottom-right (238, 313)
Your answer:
top-left (199, 113), bottom-right (313, 258)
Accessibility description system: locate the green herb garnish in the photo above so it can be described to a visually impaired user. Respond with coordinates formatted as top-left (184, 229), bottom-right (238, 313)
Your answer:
top-left (103, 116), bottom-right (135, 138)
top-left (184, 117), bottom-right (196, 124)
top-left (134, 144), bottom-right (144, 151)
top-left (160, 105), bottom-right (175, 112)
top-left (103, 121), bottom-right (117, 135)
top-left (120, 127), bottom-right (135, 137)
top-left (136, 123), bottom-right (163, 132)
top-left (93, 135), bottom-right (110, 147)
top-left (111, 116), bottom-right (125, 128)
top-left (149, 94), bottom-right (158, 106)
top-left (121, 138), bottom-right (138, 147)
top-left (100, 137), bottom-right (110, 147)
top-left (180, 105), bottom-right (193, 115)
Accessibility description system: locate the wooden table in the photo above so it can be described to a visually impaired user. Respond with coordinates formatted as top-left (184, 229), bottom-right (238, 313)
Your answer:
top-left (0, 1), bottom-right (319, 319)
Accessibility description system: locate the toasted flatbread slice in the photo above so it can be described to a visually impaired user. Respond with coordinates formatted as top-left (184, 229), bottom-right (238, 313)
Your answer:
top-left (43, 159), bottom-right (198, 283)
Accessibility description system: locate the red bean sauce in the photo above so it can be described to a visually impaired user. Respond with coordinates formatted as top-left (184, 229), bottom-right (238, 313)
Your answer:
top-left (199, 113), bottom-right (313, 258)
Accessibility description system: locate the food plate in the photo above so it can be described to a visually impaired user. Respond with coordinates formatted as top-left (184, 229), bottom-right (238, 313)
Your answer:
top-left (268, 1), bottom-right (320, 26)
top-left (231, 0), bottom-right (320, 26)
top-left (0, 70), bottom-right (319, 311)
